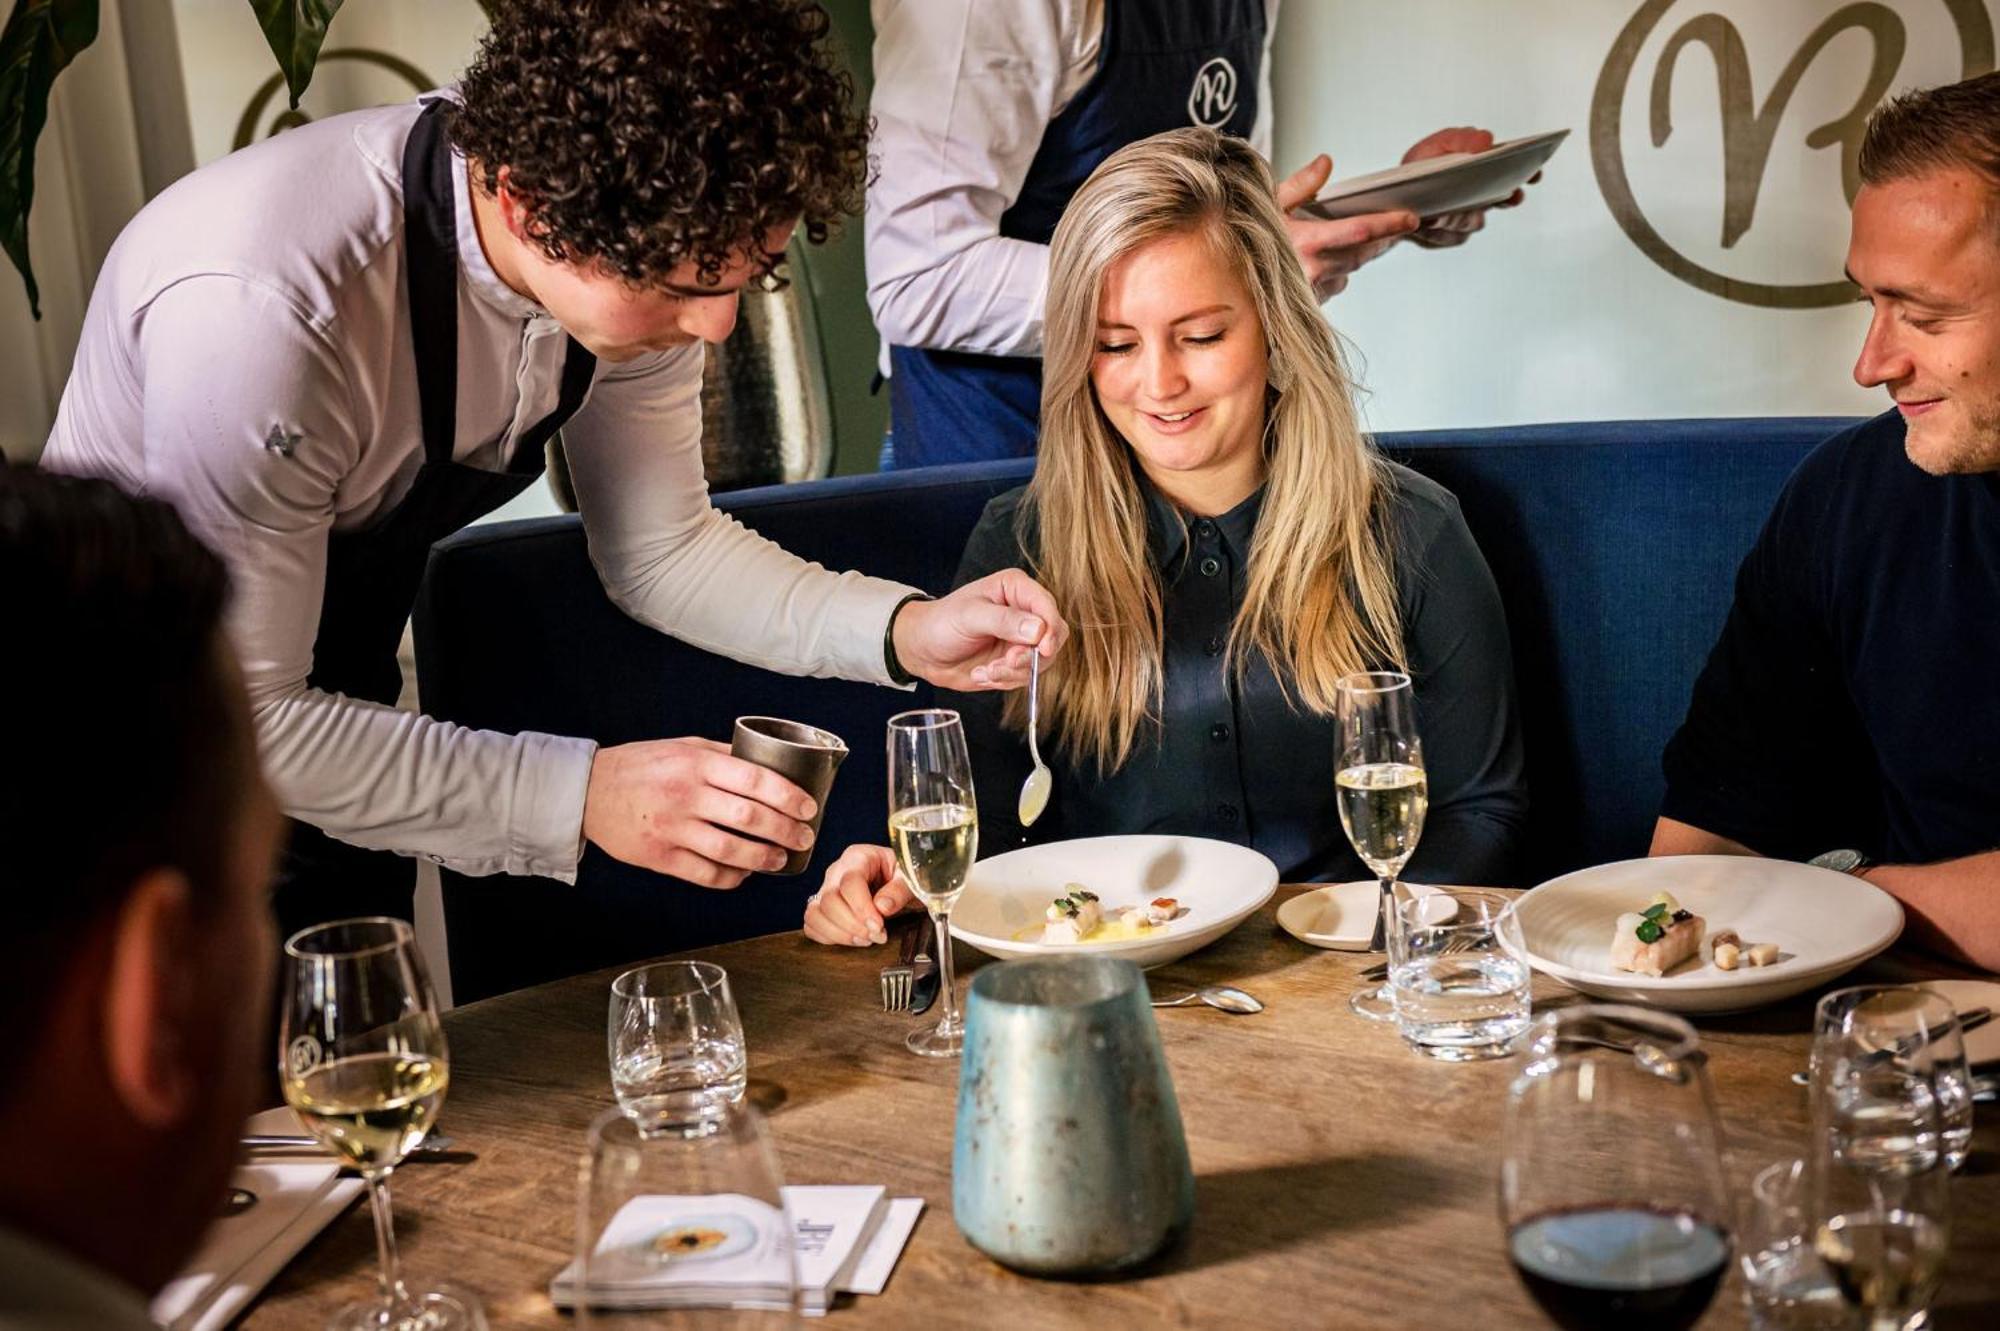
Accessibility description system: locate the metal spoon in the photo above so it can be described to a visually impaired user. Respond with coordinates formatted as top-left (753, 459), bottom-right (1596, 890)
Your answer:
top-left (1017, 648), bottom-right (1052, 826)
top-left (1150, 984), bottom-right (1265, 1014)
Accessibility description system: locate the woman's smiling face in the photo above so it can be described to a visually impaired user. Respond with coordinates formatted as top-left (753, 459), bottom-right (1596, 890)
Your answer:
top-left (1090, 228), bottom-right (1271, 512)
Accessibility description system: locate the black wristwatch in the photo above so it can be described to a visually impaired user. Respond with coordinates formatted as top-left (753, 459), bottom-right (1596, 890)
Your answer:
top-left (1809, 849), bottom-right (1872, 875)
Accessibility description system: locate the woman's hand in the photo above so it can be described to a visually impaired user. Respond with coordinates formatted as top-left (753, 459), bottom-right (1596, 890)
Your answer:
top-left (803, 844), bottom-right (920, 945)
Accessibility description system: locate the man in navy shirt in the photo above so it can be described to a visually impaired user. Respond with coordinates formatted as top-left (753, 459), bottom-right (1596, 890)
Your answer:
top-left (1654, 74), bottom-right (2000, 971)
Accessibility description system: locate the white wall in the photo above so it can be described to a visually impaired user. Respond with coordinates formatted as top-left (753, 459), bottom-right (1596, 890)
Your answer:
top-left (1271, 0), bottom-right (1986, 431)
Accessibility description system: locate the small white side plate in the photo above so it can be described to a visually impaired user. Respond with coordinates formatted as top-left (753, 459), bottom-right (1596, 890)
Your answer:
top-left (1276, 881), bottom-right (1450, 951)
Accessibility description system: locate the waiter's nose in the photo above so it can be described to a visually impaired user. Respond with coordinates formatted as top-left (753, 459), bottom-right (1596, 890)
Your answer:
top-left (679, 292), bottom-right (741, 345)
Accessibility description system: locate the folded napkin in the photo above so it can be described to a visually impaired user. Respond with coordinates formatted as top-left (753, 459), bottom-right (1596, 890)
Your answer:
top-left (150, 1107), bottom-right (366, 1331)
top-left (551, 1186), bottom-right (925, 1317)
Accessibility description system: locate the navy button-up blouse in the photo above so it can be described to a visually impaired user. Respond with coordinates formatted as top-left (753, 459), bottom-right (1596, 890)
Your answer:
top-left (944, 463), bottom-right (1528, 885)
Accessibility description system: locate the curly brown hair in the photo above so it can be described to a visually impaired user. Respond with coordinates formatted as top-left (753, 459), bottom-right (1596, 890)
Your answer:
top-left (448, 0), bottom-right (869, 288)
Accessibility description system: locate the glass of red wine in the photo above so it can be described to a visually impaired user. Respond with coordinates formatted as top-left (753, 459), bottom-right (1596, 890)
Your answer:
top-left (1499, 1005), bottom-right (1733, 1331)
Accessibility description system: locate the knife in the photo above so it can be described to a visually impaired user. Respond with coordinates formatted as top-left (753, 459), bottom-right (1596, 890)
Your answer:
top-left (910, 921), bottom-right (940, 1016)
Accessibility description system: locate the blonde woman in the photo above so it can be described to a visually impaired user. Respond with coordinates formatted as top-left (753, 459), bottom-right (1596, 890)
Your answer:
top-left (805, 127), bottom-right (1524, 947)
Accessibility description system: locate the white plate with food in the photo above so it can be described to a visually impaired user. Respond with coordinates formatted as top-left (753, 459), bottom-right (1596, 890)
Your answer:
top-left (1514, 856), bottom-right (1904, 1014)
top-left (1299, 129), bottom-right (1568, 222)
top-left (950, 835), bottom-right (1278, 970)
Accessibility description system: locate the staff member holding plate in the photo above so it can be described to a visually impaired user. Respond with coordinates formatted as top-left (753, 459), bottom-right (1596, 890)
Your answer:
top-left (43, 0), bottom-right (1064, 937)
top-left (868, 0), bottom-right (1530, 468)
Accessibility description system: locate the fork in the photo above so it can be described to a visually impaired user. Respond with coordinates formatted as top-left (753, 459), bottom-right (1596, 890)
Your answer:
top-left (879, 916), bottom-right (921, 1011)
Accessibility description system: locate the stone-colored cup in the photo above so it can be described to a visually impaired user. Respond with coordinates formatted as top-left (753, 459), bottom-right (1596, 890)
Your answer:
top-left (953, 956), bottom-right (1195, 1275)
top-left (729, 716), bottom-right (848, 876)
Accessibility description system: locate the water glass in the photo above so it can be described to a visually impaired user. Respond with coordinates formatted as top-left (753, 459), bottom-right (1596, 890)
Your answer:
top-left (1387, 887), bottom-right (1530, 1060)
top-left (573, 1102), bottom-right (797, 1326)
top-left (1739, 1158), bottom-right (1860, 1330)
top-left (1811, 986), bottom-right (1972, 1172)
top-left (610, 962), bottom-right (748, 1132)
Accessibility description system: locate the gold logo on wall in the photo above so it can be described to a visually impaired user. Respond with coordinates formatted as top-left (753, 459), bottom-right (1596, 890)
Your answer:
top-left (1591, 0), bottom-right (1994, 307)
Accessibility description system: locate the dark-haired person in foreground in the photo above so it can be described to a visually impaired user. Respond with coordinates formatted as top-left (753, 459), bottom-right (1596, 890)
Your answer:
top-left (1653, 74), bottom-right (2000, 973)
top-left (43, 0), bottom-right (1063, 939)
top-left (0, 469), bottom-right (284, 1327)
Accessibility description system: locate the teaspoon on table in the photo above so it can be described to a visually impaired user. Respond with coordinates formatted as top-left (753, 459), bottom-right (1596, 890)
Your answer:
top-left (1150, 984), bottom-right (1265, 1014)
top-left (1018, 648), bottom-right (1052, 827)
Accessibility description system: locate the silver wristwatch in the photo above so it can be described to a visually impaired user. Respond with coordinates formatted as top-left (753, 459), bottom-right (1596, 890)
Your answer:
top-left (1809, 848), bottom-right (1871, 875)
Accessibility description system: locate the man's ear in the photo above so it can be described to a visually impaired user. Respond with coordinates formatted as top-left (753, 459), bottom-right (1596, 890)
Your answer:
top-left (101, 869), bottom-right (197, 1130)
top-left (492, 165), bottom-right (537, 244)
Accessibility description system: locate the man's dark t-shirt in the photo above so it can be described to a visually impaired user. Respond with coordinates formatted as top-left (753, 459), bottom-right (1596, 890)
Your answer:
top-left (1661, 411), bottom-right (2000, 865)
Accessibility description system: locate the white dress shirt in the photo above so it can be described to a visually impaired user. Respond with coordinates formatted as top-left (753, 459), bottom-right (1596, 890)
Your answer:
top-left (45, 98), bottom-right (914, 884)
top-left (865, 0), bottom-right (1276, 366)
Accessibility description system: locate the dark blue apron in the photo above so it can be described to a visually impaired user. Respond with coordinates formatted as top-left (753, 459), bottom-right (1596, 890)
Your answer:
top-left (272, 99), bottom-right (597, 941)
top-left (887, 0), bottom-right (1265, 469)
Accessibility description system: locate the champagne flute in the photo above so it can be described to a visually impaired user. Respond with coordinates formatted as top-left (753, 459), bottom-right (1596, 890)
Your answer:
top-left (1334, 671), bottom-right (1428, 1021)
top-left (282, 918), bottom-right (480, 1331)
top-left (887, 708), bottom-right (978, 1058)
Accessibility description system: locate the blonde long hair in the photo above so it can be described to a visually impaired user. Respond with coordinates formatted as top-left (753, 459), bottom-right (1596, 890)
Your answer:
top-left (1022, 127), bottom-right (1405, 773)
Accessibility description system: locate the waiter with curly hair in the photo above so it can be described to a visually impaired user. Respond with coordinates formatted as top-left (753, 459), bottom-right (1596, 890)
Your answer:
top-left (44, 0), bottom-right (1065, 936)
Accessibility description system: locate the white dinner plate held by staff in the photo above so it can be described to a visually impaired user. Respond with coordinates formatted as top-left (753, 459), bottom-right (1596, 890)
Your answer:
top-left (950, 835), bottom-right (1278, 970)
top-left (1513, 856), bottom-right (1904, 1015)
top-left (1298, 128), bottom-right (1569, 222)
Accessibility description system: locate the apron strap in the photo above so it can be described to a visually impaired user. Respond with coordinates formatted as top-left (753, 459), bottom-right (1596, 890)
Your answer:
top-left (400, 99), bottom-right (597, 472)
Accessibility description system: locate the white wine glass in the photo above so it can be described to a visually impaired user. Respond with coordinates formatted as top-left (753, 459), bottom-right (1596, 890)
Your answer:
top-left (282, 917), bottom-right (480, 1331)
top-left (1334, 671), bottom-right (1428, 1021)
top-left (887, 708), bottom-right (978, 1058)
top-left (1808, 1017), bottom-right (1953, 1331)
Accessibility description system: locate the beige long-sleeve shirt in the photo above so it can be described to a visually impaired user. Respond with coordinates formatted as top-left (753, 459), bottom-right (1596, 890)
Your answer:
top-left (45, 97), bottom-right (914, 884)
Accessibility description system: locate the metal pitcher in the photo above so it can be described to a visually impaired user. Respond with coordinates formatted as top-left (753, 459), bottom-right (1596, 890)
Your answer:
top-left (953, 956), bottom-right (1195, 1276)
top-left (699, 241), bottom-right (833, 491)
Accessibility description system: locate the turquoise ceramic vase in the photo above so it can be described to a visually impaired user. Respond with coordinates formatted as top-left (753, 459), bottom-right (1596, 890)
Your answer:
top-left (952, 956), bottom-right (1195, 1275)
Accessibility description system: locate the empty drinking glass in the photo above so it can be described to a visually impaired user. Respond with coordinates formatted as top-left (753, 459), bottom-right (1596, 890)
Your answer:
top-left (609, 962), bottom-right (748, 1132)
top-left (1739, 1157), bottom-right (1860, 1330)
top-left (572, 1102), bottom-right (797, 1327)
top-left (1811, 986), bottom-right (1972, 1173)
top-left (1387, 887), bottom-right (1530, 1060)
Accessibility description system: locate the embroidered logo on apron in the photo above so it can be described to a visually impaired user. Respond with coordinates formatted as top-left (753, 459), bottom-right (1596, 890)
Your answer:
top-left (1187, 57), bottom-right (1239, 128)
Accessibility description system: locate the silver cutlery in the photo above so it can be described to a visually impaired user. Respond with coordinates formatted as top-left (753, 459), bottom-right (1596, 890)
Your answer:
top-left (241, 1132), bottom-right (457, 1155)
top-left (879, 916), bottom-right (920, 1012)
top-left (909, 925), bottom-right (940, 1016)
top-left (1150, 984), bottom-right (1265, 1014)
top-left (1017, 648), bottom-right (1052, 827)
top-left (1786, 1006), bottom-right (1992, 1087)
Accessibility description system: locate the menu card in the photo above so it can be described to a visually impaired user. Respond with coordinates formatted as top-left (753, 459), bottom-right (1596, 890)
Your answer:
top-left (550, 1185), bottom-right (921, 1316)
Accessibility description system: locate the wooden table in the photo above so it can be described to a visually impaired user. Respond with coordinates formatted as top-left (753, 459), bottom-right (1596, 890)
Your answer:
top-left (254, 887), bottom-right (2000, 1328)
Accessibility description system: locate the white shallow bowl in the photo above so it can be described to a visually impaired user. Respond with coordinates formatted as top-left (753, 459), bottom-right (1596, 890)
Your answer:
top-left (950, 835), bottom-right (1278, 970)
top-left (1515, 856), bottom-right (1904, 1014)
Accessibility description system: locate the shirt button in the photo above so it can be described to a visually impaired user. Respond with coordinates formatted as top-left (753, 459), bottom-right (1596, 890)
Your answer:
top-left (1194, 519), bottom-right (1217, 540)
top-left (1217, 803), bottom-right (1239, 823)
top-left (1204, 635), bottom-right (1224, 656)
top-left (1210, 722), bottom-right (1231, 743)
top-left (1199, 556), bottom-right (1221, 577)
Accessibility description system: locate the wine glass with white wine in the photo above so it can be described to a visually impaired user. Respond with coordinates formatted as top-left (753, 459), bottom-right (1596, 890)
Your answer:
top-left (1334, 671), bottom-right (1428, 1021)
top-left (282, 917), bottom-right (480, 1330)
top-left (887, 709), bottom-right (978, 1058)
